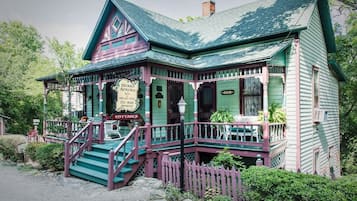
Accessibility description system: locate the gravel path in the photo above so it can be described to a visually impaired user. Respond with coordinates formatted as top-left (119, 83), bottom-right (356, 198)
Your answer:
top-left (0, 161), bottom-right (166, 201)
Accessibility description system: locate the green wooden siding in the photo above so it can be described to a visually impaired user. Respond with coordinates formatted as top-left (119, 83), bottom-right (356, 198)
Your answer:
top-left (269, 51), bottom-right (286, 67)
top-left (86, 85), bottom-right (93, 118)
top-left (184, 83), bottom-right (194, 122)
top-left (216, 80), bottom-right (240, 116)
top-left (299, 6), bottom-right (340, 176)
top-left (152, 79), bottom-right (167, 126)
top-left (268, 77), bottom-right (284, 106)
top-left (93, 86), bottom-right (99, 118)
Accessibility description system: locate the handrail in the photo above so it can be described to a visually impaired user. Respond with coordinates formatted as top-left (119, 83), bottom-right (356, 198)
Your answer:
top-left (107, 125), bottom-right (139, 190)
top-left (64, 121), bottom-right (93, 177)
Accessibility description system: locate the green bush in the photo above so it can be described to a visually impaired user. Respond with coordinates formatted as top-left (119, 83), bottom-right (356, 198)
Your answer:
top-left (165, 184), bottom-right (200, 201)
top-left (0, 135), bottom-right (26, 162)
top-left (35, 143), bottom-right (64, 171)
top-left (24, 142), bottom-right (46, 161)
top-left (211, 148), bottom-right (245, 170)
top-left (210, 195), bottom-right (232, 201)
top-left (241, 166), bottom-right (357, 201)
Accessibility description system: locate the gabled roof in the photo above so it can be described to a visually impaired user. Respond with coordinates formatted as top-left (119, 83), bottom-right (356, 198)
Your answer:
top-left (83, 0), bottom-right (335, 60)
top-left (38, 39), bottom-right (291, 81)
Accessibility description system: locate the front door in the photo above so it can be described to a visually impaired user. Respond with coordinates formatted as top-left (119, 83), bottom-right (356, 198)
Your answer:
top-left (167, 81), bottom-right (183, 124)
top-left (198, 82), bottom-right (216, 122)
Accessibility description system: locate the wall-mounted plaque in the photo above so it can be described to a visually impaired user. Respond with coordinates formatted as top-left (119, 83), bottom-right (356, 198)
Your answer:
top-left (221, 90), bottom-right (235, 95)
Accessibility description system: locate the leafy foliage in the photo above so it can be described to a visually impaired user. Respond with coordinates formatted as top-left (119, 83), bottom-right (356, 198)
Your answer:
top-left (210, 110), bottom-right (234, 123)
top-left (164, 184), bottom-right (200, 201)
top-left (258, 103), bottom-right (286, 123)
top-left (211, 148), bottom-right (245, 170)
top-left (25, 142), bottom-right (46, 161)
top-left (0, 135), bottom-right (26, 162)
top-left (242, 166), bottom-right (357, 201)
top-left (331, 11), bottom-right (357, 175)
top-left (35, 143), bottom-right (64, 171)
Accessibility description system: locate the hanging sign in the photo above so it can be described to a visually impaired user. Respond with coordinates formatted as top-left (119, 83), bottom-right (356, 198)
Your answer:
top-left (113, 79), bottom-right (140, 112)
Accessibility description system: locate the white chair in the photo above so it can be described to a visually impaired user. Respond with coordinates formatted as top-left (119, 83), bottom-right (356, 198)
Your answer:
top-left (104, 120), bottom-right (122, 139)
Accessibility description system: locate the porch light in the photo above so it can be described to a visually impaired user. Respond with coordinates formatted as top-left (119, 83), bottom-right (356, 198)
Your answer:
top-left (177, 96), bottom-right (186, 192)
top-left (177, 97), bottom-right (187, 117)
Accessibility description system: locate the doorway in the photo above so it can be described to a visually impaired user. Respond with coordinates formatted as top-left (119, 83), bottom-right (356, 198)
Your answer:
top-left (198, 82), bottom-right (216, 122)
top-left (167, 80), bottom-right (183, 124)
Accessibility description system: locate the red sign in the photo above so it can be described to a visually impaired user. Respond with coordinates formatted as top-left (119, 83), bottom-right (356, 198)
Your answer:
top-left (111, 113), bottom-right (141, 120)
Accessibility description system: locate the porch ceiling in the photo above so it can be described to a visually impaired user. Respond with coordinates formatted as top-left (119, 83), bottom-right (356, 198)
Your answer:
top-left (37, 39), bottom-right (292, 82)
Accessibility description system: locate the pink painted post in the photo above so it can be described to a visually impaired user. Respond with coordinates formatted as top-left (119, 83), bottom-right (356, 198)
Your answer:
top-left (145, 148), bottom-right (154, 178)
top-left (64, 141), bottom-right (70, 177)
top-left (231, 167), bottom-right (238, 201)
top-left (193, 74), bottom-right (199, 146)
top-left (87, 122), bottom-right (93, 151)
top-left (107, 151), bottom-right (115, 190)
top-left (134, 126), bottom-right (139, 160)
top-left (99, 121), bottom-right (105, 144)
top-left (162, 152), bottom-right (169, 184)
top-left (263, 122), bottom-right (270, 152)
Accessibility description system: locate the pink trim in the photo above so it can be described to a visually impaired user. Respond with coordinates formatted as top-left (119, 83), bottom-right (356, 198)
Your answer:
top-left (295, 38), bottom-right (301, 171)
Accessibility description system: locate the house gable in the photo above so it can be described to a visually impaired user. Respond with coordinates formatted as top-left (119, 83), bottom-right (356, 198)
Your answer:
top-left (86, 1), bottom-right (149, 63)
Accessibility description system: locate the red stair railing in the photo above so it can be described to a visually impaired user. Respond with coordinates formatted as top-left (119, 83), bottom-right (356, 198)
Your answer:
top-left (107, 125), bottom-right (146, 190)
top-left (64, 122), bottom-right (93, 177)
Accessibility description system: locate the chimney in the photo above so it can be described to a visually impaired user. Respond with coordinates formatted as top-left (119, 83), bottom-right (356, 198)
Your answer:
top-left (202, 0), bottom-right (215, 17)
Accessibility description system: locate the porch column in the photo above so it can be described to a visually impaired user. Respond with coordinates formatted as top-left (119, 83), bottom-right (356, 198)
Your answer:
top-left (97, 74), bottom-right (105, 143)
top-left (262, 66), bottom-right (270, 152)
top-left (43, 82), bottom-right (48, 137)
top-left (191, 74), bottom-right (201, 146)
top-left (142, 66), bottom-right (154, 177)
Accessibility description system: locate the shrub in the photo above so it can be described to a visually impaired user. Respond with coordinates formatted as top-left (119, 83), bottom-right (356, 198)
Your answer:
top-left (35, 143), bottom-right (64, 171)
top-left (24, 142), bottom-right (46, 161)
top-left (210, 195), bottom-right (232, 201)
top-left (241, 166), bottom-right (356, 201)
top-left (0, 135), bottom-right (26, 162)
top-left (333, 175), bottom-right (357, 201)
top-left (211, 148), bottom-right (245, 170)
top-left (165, 184), bottom-right (199, 201)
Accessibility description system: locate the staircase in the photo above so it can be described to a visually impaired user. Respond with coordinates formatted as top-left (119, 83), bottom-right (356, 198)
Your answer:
top-left (69, 141), bottom-right (145, 188)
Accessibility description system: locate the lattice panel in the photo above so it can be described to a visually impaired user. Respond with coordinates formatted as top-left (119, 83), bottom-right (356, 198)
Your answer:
top-left (134, 163), bottom-right (145, 177)
top-left (73, 75), bottom-right (99, 85)
top-left (170, 152), bottom-right (195, 162)
top-left (198, 66), bottom-right (262, 81)
top-left (103, 68), bottom-right (141, 81)
top-left (271, 151), bottom-right (285, 168)
top-left (153, 158), bottom-right (158, 169)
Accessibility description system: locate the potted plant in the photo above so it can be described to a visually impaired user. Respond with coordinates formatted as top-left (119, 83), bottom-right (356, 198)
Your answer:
top-left (258, 103), bottom-right (286, 123)
top-left (210, 109), bottom-right (234, 123)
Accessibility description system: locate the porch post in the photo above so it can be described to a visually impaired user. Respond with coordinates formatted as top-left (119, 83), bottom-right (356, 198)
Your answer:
top-left (192, 74), bottom-right (200, 145)
top-left (97, 74), bottom-right (105, 143)
top-left (262, 66), bottom-right (270, 152)
top-left (43, 82), bottom-right (48, 137)
top-left (142, 66), bottom-right (154, 177)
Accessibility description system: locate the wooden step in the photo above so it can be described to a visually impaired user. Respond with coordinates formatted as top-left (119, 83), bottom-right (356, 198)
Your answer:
top-left (76, 157), bottom-right (132, 174)
top-left (69, 165), bottom-right (123, 186)
top-left (83, 151), bottom-right (139, 165)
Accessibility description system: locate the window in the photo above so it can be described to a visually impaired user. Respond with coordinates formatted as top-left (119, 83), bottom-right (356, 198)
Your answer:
top-left (312, 66), bottom-right (320, 109)
top-left (241, 77), bottom-right (262, 116)
top-left (313, 148), bottom-right (320, 174)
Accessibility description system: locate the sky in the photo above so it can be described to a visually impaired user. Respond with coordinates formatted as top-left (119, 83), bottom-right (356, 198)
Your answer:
top-left (0, 0), bottom-right (257, 50)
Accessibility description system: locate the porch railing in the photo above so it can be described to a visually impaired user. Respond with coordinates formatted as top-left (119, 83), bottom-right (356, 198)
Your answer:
top-left (150, 123), bottom-right (194, 148)
top-left (45, 120), bottom-right (104, 143)
top-left (269, 123), bottom-right (286, 145)
top-left (107, 125), bottom-right (146, 190)
top-left (64, 122), bottom-right (93, 177)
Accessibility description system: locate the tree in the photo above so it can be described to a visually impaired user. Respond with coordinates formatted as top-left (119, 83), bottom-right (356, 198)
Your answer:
top-left (332, 12), bottom-right (357, 174)
top-left (47, 38), bottom-right (88, 119)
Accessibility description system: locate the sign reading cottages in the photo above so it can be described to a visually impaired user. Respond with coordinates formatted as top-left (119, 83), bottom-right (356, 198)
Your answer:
top-left (113, 79), bottom-right (140, 112)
